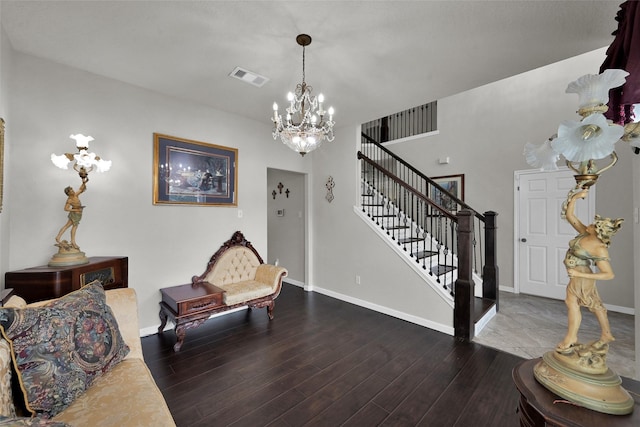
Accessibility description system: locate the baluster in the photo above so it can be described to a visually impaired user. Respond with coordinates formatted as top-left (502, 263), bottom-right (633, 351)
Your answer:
top-left (448, 219), bottom-right (455, 295)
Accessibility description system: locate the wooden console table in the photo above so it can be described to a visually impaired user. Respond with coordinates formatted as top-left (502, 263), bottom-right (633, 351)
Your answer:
top-left (513, 358), bottom-right (640, 426)
top-left (158, 282), bottom-right (225, 352)
top-left (5, 256), bottom-right (128, 303)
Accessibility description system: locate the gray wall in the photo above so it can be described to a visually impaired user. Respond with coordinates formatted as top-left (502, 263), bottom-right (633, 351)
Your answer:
top-left (267, 168), bottom-right (305, 283)
top-left (4, 51), bottom-right (310, 331)
top-left (386, 48), bottom-right (634, 310)
top-left (0, 7), bottom-right (11, 287)
top-left (309, 49), bottom-right (638, 339)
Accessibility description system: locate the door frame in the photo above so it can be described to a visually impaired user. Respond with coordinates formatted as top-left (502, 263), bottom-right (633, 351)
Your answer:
top-left (513, 167), bottom-right (595, 295)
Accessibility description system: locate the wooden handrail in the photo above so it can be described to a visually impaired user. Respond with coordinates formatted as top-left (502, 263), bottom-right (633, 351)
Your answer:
top-left (358, 151), bottom-right (457, 221)
top-left (360, 133), bottom-right (485, 221)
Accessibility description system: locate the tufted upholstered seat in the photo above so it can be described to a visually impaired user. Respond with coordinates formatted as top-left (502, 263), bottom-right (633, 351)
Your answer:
top-left (158, 231), bottom-right (288, 352)
top-left (192, 231), bottom-right (288, 310)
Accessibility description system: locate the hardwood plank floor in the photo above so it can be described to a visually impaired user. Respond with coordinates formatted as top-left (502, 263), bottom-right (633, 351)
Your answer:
top-left (142, 284), bottom-right (523, 426)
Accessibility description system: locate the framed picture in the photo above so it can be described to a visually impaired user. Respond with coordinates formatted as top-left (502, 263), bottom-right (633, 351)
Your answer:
top-left (431, 174), bottom-right (464, 212)
top-left (153, 133), bottom-right (238, 206)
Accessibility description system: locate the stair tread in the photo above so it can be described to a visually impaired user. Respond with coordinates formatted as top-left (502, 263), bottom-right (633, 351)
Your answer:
top-left (413, 250), bottom-right (437, 259)
top-left (399, 237), bottom-right (422, 243)
top-left (386, 225), bottom-right (410, 230)
top-left (431, 264), bottom-right (456, 275)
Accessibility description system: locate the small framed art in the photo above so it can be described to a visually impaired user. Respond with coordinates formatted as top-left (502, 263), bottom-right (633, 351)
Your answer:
top-left (431, 174), bottom-right (464, 212)
top-left (153, 133), bottom-right (238, 206)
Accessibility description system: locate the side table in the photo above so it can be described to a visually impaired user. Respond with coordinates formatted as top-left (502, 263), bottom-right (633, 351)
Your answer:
top-left (513, 358), bottom-right (640, 426)
top-left (5, 256), bottom-right (128, 303)
top-left (158, 282), bottom-right (225, 352)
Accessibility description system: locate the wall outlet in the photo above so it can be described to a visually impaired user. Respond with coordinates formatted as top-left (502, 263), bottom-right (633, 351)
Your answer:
top-left (355, 275), bottom-right (361, 285)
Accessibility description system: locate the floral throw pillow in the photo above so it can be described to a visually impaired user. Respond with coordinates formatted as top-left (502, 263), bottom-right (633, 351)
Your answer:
top-left (0, 283), bottom-right (130, 418)
top-left (0, 415), bottom-right (71, 426)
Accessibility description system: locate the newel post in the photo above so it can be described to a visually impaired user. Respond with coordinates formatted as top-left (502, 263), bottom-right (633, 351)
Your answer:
top-left (454, 209), bottom-right (474, 340)
top-left (482, 211), bottom-right (499, 311)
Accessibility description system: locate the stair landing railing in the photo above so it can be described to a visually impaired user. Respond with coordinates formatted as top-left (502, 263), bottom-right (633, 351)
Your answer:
top-left (358, 132), bottom-right (498, 339)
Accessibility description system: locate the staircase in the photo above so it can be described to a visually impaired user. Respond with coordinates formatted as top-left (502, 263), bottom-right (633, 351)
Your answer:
top-left (357, 133), bottom-right (498, 339)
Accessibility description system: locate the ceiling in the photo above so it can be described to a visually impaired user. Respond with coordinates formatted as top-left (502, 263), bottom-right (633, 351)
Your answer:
top-left (0, 1), bottom-right (623, 127)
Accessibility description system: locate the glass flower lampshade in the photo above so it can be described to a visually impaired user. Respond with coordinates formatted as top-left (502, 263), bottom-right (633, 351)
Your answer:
top-left (566, 69), bottom-right (629, 111)
top-left (524, 138), bottom-right (560, 171)
top-left (552, 113), bottom-right (624, 162)
top-left (51, 134), bottom-right (111, 176)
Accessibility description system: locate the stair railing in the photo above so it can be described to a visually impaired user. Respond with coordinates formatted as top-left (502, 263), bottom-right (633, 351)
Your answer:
top-left (358, 133), bottom-right (498, 339)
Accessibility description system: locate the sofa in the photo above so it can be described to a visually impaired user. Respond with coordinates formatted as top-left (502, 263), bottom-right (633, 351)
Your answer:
top-left (0, 285), bottom-right (175, 426)
top-left (158, 230), bottom-right (288, 352)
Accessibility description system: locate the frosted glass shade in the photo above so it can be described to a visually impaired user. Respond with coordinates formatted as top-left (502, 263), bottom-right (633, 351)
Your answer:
top-left (566, 69), bottom-right (629, 109)
top-left (524, 139), bottom-right (560, 171)
top-left (553, 113), bottom-right (624, 162)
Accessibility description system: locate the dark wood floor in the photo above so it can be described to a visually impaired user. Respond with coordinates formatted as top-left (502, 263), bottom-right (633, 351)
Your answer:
top-left (142, 284), bottom-right (524, 427)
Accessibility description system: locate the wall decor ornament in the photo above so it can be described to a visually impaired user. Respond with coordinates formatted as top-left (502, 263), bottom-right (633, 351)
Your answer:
top-left (325, 176), bottom-right (335, 203)
top-left (153, 133), bottom-right (237, 206)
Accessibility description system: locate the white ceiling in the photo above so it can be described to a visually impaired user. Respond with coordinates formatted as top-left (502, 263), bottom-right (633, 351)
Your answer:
top-left (1, 1), bottom-right (623, 126)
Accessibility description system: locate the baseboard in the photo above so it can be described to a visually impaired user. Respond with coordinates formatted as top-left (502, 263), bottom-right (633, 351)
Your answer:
top-left (499, 286), bottom-right (634, 316)
top-left (283, 279), bottom-right (305, 288)
top-left (605, 303), bottom-right (635, 316)
top-left (312, 286), bottom-right (454, 336)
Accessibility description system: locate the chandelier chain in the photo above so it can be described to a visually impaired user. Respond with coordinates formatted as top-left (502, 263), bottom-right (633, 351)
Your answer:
top-left (302, 46), bottom-right (306, 85)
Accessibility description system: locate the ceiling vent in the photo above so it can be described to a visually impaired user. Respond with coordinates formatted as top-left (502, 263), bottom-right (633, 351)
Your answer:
top-left (229, 67), bottom-right (269, 87)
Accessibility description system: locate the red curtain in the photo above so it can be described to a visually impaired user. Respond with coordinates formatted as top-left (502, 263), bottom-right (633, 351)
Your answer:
top-left (600, 1), bottom-right (640, 125)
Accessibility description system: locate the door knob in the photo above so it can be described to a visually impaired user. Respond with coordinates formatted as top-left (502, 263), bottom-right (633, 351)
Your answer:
top-left (521, 238), bottom-right (527, 242)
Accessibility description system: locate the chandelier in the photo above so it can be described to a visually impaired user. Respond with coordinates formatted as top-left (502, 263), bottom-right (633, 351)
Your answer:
top-left (272, 34), bottom-right (335, 156)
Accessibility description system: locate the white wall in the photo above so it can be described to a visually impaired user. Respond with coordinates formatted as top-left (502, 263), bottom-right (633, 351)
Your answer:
top-left (6, 52), bottom-right (310, 330)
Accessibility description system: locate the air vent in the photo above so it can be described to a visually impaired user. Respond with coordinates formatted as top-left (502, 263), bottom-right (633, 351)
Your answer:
top-left (229, 67), bottom-right (269, 88)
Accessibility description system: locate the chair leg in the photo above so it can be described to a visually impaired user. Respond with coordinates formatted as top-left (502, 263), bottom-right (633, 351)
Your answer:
top-left (267, 300), bottom-right (275, 320)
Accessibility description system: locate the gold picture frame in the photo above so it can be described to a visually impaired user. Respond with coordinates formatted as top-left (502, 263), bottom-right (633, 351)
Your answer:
top-left (153, 133), bottom-right (238, 206)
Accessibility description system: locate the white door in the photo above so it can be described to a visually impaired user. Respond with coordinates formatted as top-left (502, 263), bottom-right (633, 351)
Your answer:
top-left (515, 169), bottom-right (595, 300)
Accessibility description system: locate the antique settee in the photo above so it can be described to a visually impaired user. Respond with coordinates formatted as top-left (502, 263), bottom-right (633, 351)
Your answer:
top-left (158, 231), bottom-right (288, 352)
top-left (0, 285), bottom-right (175, 426)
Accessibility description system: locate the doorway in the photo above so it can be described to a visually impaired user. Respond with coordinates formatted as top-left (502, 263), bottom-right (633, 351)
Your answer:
top-left (514, 168), bottom-right (595, 300)
top-left (267, 168), bottom-right (306, 286)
